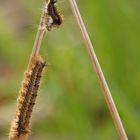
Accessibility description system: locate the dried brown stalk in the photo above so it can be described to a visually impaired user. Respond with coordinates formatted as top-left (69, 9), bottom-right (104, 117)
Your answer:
top-left (30, 0), bottom-right (63, 60)
top-left (68, 0), bottom-right (128, 140)
top-left (9, 0), bottom-right (63, 139)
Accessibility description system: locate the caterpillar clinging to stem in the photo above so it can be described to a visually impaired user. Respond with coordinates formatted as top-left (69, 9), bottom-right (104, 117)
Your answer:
top-left (9, 57), bottom-right (46, 140)
top-left (44, 0), bottom-right (63, 31)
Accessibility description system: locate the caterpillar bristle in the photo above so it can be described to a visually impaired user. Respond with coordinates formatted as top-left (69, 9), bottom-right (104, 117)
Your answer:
top-left (23, 58), bottom-right (46, 129)
top-left (9, 56), bottom-right (46, 140)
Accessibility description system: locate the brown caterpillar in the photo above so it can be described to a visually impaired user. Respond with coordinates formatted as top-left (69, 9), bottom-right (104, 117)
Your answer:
top-left (44, 0), bottom-right (63, 31)
top-left (23, 59), bottom-right (46, 132)
top-left (9, 56), bottom-right (46, 140)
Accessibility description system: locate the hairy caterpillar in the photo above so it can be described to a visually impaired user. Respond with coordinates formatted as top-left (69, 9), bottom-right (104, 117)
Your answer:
top-left (44, 0), bottom-right (63, 31)
top-left (9, 56), bottom-right (46, 140)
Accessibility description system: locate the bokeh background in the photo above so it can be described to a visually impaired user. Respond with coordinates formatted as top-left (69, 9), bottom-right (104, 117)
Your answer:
top-left (0, 0), bottom-right (140, 139)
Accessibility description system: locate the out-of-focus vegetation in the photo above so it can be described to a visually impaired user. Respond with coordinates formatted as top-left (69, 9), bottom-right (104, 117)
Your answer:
top-left (0, 0), bottom-right (140, 139)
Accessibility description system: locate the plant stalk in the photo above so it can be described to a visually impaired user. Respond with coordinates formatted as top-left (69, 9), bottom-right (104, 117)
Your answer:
top-left (28, 3), bottom-right (47, 70)
top-left (68, 0), bottom-right (128, 140)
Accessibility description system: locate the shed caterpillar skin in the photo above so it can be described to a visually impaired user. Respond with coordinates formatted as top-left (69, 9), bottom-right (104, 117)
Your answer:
top-left (9, 56), bottom-right (46, 140)
top-left (44, 0), bottom-right (63, 31)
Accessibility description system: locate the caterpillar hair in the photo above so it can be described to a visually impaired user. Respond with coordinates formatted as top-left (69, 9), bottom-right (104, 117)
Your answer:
top-left (23, 58), bottom-right (46, 132)
top-left (9, 56), bottom-right (46, 140)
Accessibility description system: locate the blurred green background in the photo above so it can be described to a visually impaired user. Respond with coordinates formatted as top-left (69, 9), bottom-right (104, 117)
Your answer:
top-left (0, 0), bottom-right (140, 139)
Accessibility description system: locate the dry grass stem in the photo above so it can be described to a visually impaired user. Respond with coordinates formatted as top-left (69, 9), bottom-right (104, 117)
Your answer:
top-left (9, 56), bottom-right (46, 140)
top-left (68, 0), bottom-right (128, 140)
top-left (30, 0), bottom-right (63, 60)
top-left (9, 1), bottom-right (63, 139)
